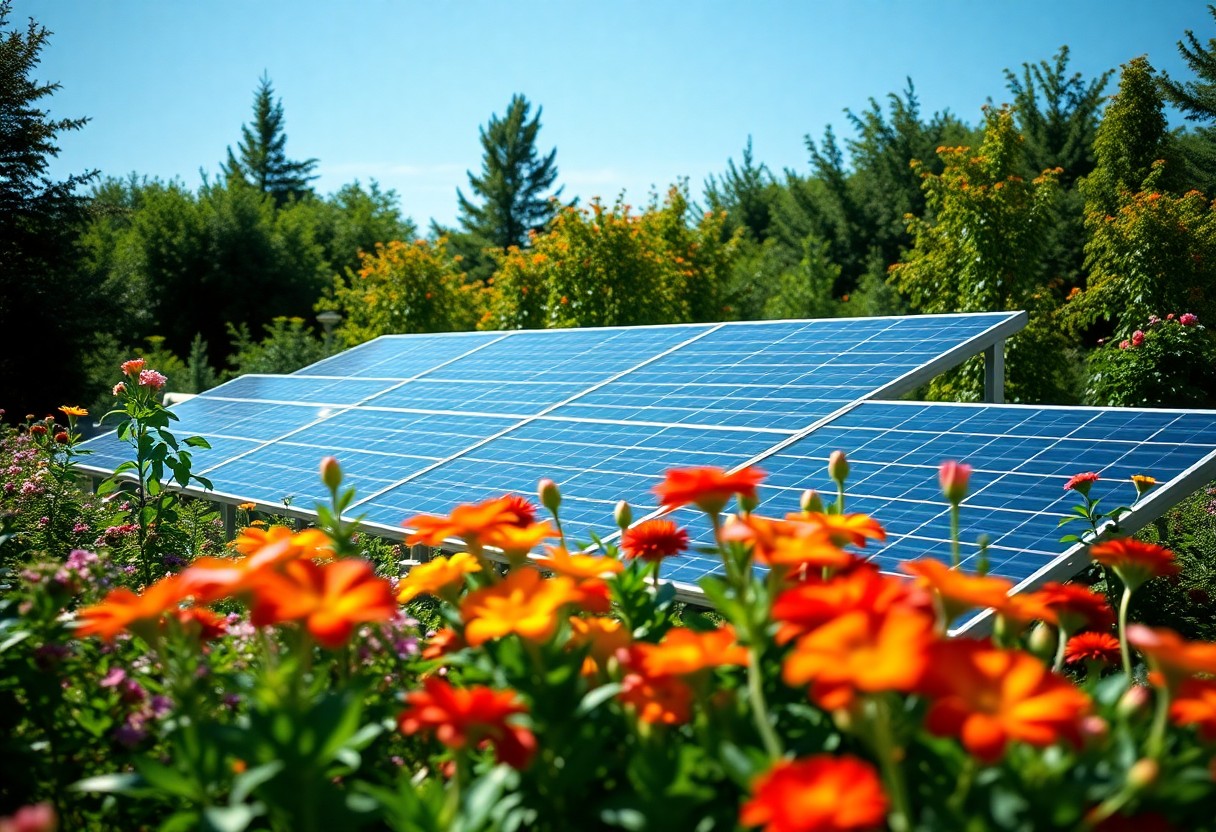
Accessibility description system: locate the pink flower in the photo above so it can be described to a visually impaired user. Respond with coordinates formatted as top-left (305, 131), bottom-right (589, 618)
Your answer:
top-left (0, 802), bottom-right (57, 832)
top-left (1167, 313), bottom-right (1176, 321)
top-left (1148, 315), bottom-right (1161, 327)
top-left (1064, 472), bottom-right (1100, 496)
top-left (939, 461), bottom-right (971, 505)
top-left (112, 382), bottom-right (126, 396)
top-left (100, 667), bottom-right (127, 688)
top-left (120, 358), bottom-right (146, 376)
top-left (138, 369), bottom-right (167, 390)
top-left (1118, 340), bottom-right (1131, 350)
top-left (1131, 330), bottom-right (1145, 347)
top-left (1181, 312), bottom-right (1199, 326)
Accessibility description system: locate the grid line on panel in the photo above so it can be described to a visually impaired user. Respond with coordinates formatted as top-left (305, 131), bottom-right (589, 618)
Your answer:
top-left (347, 322), bottom-right (730, 513)
top-left (183, 333), bottom-right (516, 476)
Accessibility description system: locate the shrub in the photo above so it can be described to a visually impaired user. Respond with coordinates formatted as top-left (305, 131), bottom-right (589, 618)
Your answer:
top-left (1085, 312), bottom-right (1216, 407)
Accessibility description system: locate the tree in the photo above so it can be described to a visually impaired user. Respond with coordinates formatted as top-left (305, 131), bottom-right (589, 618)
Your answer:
top-left (704, 137), bottom-right (780, 242)
top-left (889, 107), bottom-right (1068, 402)
top-left (0, 1), bottom-right (99, 417)
top-left (456, 94), bottom-right (562, 267)
top-left (223, 73), bottom-right (317, 206)
top-left (1160, 6), bottom-right (1216, 192)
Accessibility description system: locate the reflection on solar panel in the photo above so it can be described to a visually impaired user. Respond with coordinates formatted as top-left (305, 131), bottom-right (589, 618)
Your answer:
top-left (78, 310), bottom-right (1216, 632)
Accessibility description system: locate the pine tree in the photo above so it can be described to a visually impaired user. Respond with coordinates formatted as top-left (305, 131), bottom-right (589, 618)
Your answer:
top-left (704, 137), bottom-right (777, 241)
top-left (223, 73), bottom-right (317, 206)
top-left (0, 1), bottom-right (99, 416)
top-left (1160, 5), bottom-right (1216, 192)
top-left (456, 94), bottom-right (561, 254)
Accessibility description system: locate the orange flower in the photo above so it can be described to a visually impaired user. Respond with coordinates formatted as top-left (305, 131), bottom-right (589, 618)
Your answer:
top-left (991, 592), bottom-right (1058, 629)
top-left (499, 494), bottom-right (537, 526)
top-left (237, 502), bottom-right (257, 511)
top-left (534, 546), bottom-right (624, 579)
top-left (1064, 631), bottom-right (1121, 666)
top-left (723, 514), bottom-right (859, 571)
top-left (783, 607), bottom-right (937, 710)
top-left (250, 558), bottom-right (396, 649)
top-left (396, 552), bottom-right (482, 604)
top-left (421, 627), bottom-right (466, 662)
top-left (620, 519), bottom-right (689, 561)
top-left (1090, 539), bottom-right (1178, 590)
top-left (568, 616), bottom-right (631, 677)
top-left (772, 565), bottom-right (931, 645)
top-left (917, 640), bottom-right (1089, 762)
top-left (76, 576), bottom-right (186, 641)
top-left (1169, 677), bottom-right (1216, 741)
top-left (618, 672), bottom-right (694, 725)
top-left (654, 465), bottom-right (766, 515)
top-left (785, 512), bottom-right (887, 549)
top-left (1127, 625), bottom-right (1216, 689)
top-left (1030, 582), bottom-right (1114, 633)
top-left (169, 607), bottom-right (228, 641)
top-left (398, 676), bottom-right (536, 769)
top-left (740, 755), bottom-right (888, 832)
top-left (483, 520), bottom-right (557, 560)
top-left (1063, 471), bottom-right (1100, 495)
top-left (901, 558), bottom-right (1012, 622)
top-left (405, 496), bottom-right (528, 549)
top-left (181, 528), bottom-right (331, 604)
top-left (459, 567), bottom-right (582, 647)
top-left (632, 625), bottom-right (748, 678)
top-left (232, 525), bottom-right (329, 558)
top-left (59, 405), bottom-right (88, 418)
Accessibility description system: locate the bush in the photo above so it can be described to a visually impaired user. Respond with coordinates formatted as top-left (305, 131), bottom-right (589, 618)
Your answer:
top-left (1085, 312), bottom-right (1216, 407)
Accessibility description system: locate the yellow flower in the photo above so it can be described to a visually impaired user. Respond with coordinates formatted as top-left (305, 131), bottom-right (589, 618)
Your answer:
top-left (237, 502), bottom-right (257, 511)
top-left (397, 552), bottom-right (482, 604)
top-left (59, 405), bottom-right (88, 417)
top-left (460, 567), bottom-right (582, 647)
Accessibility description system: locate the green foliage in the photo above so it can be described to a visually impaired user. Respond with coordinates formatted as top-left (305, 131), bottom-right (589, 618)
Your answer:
top-left (226, 317), bottom-right (327, 376)
top-left (483, 185), bottom-right (741, 330)
top-left (222, 73), bottom-right (317, 206)
top-left (890, 106), bottom-right (1072, 402)
top-left (704, 137), bottom-right (780, 242)
top-left (454, 94), bottom-right (562, 282)
top-left (307, 181), bottom-right (417, 278)
top-left (761, 236), bottom-right (841, 320)
top-left (329, 238), bottom-right (479, 343)
top-left (1159, 5), bottom-right (1216, 193)
top-left (0, 1), bottom-right (102, 417)
top-left (1085, 314), bottom-right (1216, 407)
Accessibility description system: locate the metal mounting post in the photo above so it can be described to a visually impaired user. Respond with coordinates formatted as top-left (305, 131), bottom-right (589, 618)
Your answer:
top-left (221, 503), bottom-right (236, 540)
top-left (984, 340), bottom-right (1005, 404)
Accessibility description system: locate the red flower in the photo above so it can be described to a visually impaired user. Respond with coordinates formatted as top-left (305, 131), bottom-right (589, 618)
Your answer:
top-left (1170, 677), bottom-right (1216, 741)
top-left (918, 640), bottom-right (1089, 762)
top-left (618, 672), bottom-right (694, 725)
top-left (499, 494), bottom-right (537, 527)
top-left (621, 519), bottom-right (689, 561)
top-left (1090, 538), bottom-right (1178, 592)
top-left (1063, 471), bottom-right (1100, 495)
top-left (76, 576), bottom-right (186, 641)
top-left (654, 465), bottom-right (766, 515)
top-left (631, 625), bottom-right (748, 678)
top-left (1064, 631), bottom-right (1121, 666)
top-left (1031, 582), bottom-right (1114, 633)
top-left (1127, 625), bottom-right (1216, 689)
top-left (398, 677), bottom-right (536, 769)
top-left (939, 460), bottom-right (971, 504)
top-left (740, 755), bottom-right (888, 832)
top-left (772, 565), bottom-right (931, 645)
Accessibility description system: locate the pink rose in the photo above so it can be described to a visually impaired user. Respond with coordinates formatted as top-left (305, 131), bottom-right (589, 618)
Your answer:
top-left (138, 369), bottom-right (167, 390)
top-left (1180, 312), bottom-right (1198, 326)
top-left (1131, 330), bottom-right (1145, 347)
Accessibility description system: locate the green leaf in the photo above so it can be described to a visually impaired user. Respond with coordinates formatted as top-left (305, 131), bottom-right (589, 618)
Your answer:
top-left (72, 771), bottom-right (148, 796)
top-left (201, 805), bottom-right (256, 832)
top-left (230, 761), bottom-right (284, 805)
top-left (575, 682), bottom-right (622, 717)
top-left (135, 758), bottom-right (200, 800)
top-left (185, 435), bottom-right (211, 449)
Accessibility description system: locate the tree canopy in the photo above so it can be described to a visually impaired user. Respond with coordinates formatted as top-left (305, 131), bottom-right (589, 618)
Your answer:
top-left (222, 73), bottom-right (318, 206)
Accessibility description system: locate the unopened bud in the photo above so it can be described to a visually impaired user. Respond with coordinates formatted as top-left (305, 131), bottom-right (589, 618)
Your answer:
top-left (828, 450), bottom-right (849, 484)
top-left (538, 478), bottom-right (561, 514)
top-left (800, 489), bottom-right (825, 514)
top-left (614, 500), bottom-right (632, 529)
top-left (737, 491), bottom-right (759, 514)
top-left (320, 456), bottom-right (342, 491)
top-left (1080, 715), bottom-right (1109, 747)
top-left (1116, 684), bottom-right (1151, 720)
top-left (939, 460), bottom-right (971, 505)
top-left (1127, 758), bottom-right (1159, 790)
top-left (1027, 622), bottom-right (1056, 658)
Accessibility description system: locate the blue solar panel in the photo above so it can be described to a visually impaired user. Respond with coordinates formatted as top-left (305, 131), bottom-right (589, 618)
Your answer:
top-left (355, 418), bottom-right (782, 538)
top-left (658, 402), bottom-right (1216, 588)
top-left (294, 332), bottom-right (502, 379)
top-left (207, 375), bottom-right (399, 405)
top-left (163, 398), bottom-right (334, 442)
top-left (362, 380), bottom-right (589, 416)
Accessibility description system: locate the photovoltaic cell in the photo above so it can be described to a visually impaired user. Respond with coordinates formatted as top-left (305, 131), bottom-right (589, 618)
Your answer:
top-left (361, 380), bottom-right (589, 416)
top-left (294, 332), bottom-right (502, 379)
top-left (206, 375), bottom-right (400, 405)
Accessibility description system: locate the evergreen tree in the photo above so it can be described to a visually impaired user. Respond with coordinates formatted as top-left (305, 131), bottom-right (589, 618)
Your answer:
top-left (223, 73), bottom-right (317, 206)
top-left (0, 1), bottom-right (99, 417)
top-left (1160, 6), bottom-right (1216, 192)
top-left (704, 137), bottom-right (779, 241)
top-left (456, 94), bottom-right (561, 259)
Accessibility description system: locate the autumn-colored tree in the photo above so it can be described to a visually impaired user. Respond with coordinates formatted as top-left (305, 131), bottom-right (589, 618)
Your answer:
top-left (328, 238), bottom-right (479, 344)
top-left (889, 106), bottom-right (1069, 402)
top-left (482, 186), bottom-right (739, 331)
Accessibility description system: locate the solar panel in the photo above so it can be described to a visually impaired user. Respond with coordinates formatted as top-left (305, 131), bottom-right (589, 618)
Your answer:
top-left (649, 400), bottom-right (1216, 633)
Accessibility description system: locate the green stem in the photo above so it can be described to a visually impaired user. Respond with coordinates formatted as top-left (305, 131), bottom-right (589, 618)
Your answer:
top-left (746, 645), bottom-right (783, 759)
top-left (1118, 585), bottom-right (1134, 682)
top-left (870, 696), bottom-right (912, 832)
top-left (1054, 625), bottom-right (1069, 673)
top-left (949, 503), bottom-right (961, 569)
top-left (836, 482), bottom-right (846, 514)
top-left (1146, 683), bottom-right (1170, 759)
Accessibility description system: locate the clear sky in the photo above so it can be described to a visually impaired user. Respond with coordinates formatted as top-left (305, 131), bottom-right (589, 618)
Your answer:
top-left (18, 0), bottom-right (1212, 230)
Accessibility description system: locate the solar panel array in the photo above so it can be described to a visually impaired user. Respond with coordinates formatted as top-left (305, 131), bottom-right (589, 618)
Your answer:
top-left (77, 310), bottom-right (1216, 633)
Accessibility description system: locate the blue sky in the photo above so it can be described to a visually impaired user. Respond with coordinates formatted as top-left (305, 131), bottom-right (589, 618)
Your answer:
top-left (20, 0), bottom-right (1211, 229)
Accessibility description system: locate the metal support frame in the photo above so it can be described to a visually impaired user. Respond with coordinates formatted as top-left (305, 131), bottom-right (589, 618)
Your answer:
top-left (221, 503), bottom-right (236, 540)
top-left (984, 340), bottom-right (1005, 404)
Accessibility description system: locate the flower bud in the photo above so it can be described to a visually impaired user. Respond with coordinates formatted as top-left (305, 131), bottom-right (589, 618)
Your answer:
top-left (538, 478), bottom-right (561, 514)
top-left (828, 450), bottom-right (849, 484)
top-left (1027, 621), bottom-right (1056, 658)
top-left (1116, 684), bottom-right (1151, 720)
top-left (1127, 758), bottom-right (1159, 790)
top-left (737, 491), bottom-right (759, 514)
top-left (800, 489), bottom-right (825, 514)
top-left (1080, 715), bottom-right (1109, 747)
top-left (939, 460), bottom-right (971, 505)
top-left (320, 456), bottom-right (343, 491)
top-left (614, 500), bottom-right (632, 530)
